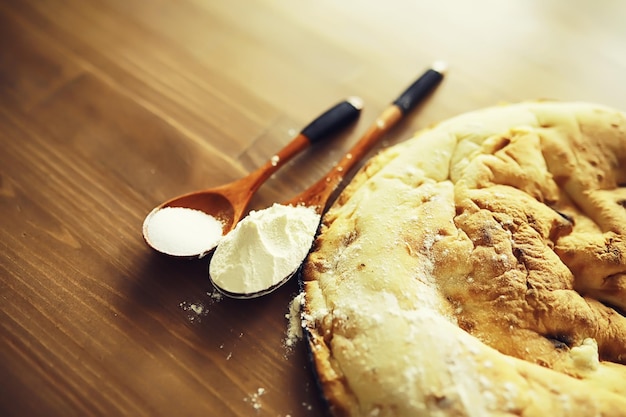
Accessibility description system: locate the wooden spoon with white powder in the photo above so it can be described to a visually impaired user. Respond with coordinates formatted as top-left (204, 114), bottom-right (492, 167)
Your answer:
top-left (209, 62), bottom-right (448, 298)
top-left (142, 98), bottom-right (363, 258)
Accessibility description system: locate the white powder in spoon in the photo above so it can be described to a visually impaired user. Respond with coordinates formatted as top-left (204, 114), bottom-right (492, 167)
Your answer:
top-left (143, 206), bottom-right (224, 257)
top-left (209, 203), bottom-right (321, 296)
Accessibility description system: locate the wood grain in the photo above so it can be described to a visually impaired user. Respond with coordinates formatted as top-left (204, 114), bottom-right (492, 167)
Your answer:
top-left (1, 0), bottom-right (625, 416)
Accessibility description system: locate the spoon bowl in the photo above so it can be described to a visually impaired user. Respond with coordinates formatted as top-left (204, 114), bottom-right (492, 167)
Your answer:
top-left (142, 98), bottom-right (362, 258)
top-left (151, 177), bottom-right (248, 233)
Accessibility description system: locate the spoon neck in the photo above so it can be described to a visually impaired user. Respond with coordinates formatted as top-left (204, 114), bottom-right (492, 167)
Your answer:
top-left (347, 105), bottom-right (403, 164)
top-left (244, 133), bottom-right (311, 193)
top-left (289, 105), bottom-right (403, 210)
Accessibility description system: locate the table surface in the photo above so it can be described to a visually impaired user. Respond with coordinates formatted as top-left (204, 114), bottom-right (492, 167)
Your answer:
top-left (1, 1), bottom-right (626, 416)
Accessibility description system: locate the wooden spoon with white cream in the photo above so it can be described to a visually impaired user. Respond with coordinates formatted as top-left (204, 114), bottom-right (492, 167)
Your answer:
top-left (209, 62), bottom-right (448, 298)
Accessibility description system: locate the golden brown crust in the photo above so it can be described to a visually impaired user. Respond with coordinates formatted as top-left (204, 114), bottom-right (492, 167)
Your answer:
top-left (302, 101), bottom-right (626, 417)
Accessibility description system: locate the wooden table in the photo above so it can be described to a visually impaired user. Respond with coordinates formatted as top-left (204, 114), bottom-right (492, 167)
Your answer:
top-left (1, 1), bottom-right (625, 416)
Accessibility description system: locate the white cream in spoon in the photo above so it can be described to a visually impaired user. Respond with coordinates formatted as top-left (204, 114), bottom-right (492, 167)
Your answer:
top-left (209, 203), bottom-right (320, 297)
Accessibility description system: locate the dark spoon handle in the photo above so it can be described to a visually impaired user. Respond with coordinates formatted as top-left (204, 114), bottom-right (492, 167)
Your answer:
top-left (393, 65), bottom-right (446, 114)
top-left (301, 97), bottom-right (363, 143)
top-left (239, 97), bottom-right (363, 204)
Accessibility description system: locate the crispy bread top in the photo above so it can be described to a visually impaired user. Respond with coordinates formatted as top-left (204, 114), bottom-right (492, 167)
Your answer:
top-left (302, 101), bottom-right (626, 417)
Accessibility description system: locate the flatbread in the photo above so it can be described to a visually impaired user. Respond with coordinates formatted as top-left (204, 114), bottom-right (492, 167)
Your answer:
top-left (301, 101), bottom-right (626, 417)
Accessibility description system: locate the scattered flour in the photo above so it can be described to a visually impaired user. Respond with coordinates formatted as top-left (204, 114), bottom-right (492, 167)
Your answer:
top-left (244, 387), bottom-right (266, 412)
top-left (178, 288), bottom-right (224, 323)
top-left (179, 301), bottom-right (208, 323)
top-left (208, 288), bottom-right (224, 302)
top-left (284, 293), bottom-right (305, 352)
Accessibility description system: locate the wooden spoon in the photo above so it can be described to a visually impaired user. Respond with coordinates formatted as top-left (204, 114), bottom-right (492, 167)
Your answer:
top-left (209, 61), bottom-right (447, 298)
top-left (143, 97), bottom-right (363, 257)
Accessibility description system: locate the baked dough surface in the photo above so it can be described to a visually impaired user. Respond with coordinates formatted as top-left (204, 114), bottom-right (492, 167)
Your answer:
top-left (302, 101), bottom-right (626, 417)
